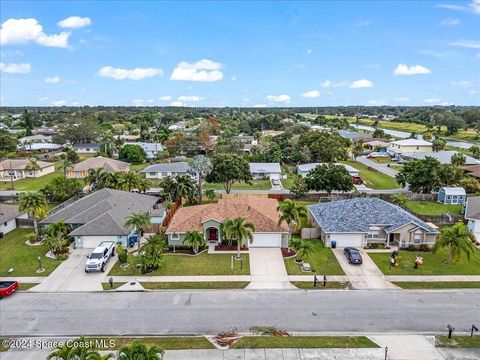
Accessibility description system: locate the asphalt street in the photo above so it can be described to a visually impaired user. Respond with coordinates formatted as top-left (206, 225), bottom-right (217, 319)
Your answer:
top-left (1, 290), bottom-right (479, 337)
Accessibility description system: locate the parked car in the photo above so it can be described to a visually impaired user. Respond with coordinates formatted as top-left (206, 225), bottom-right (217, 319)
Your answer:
top-left (272, 179), bottom-right (281, 186)
top-left (85, 241), bottom-right (115, 273)
top-left (344, 247), bottom-right (363, 264)
top-left (352, 176), bottom-right (363, 185)
top-left (0, 281), bottom-right (19, 299)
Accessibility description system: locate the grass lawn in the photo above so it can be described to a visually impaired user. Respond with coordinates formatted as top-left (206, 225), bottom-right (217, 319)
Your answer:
top-left (130, 162), bottom-right (150, 172)
top-left (102, 282), bottom-right (126, 290)
top-left (109, 252), bottom-right (250, 276)
top-left (285, 239), bottom-right (345, 275)
top-left (204, 179), bottom-right (272, 191)
top-left (293, 281), bottom-right (349, 289)
top-left (91, 337), bottom-right (215, 350)
top-left (281, 173), bottom-right (295, 190)
top-left (435, 336), bottom-right (480, 348)
top-left (393, 282), bottom-right (480, 289)
top-left (141, 281), bottom-right (249, 289)
top-left (0, 166), bottom-right (62, 191)
top-left (0, 228), bottom-right (64, 277)
top-left (371, 157), bottom-right (392, 164)
top-left (370, 249), bottom-right (480, 275)
top-left (17, 283), bottom-right (39, 290)
top-left (342, 160), bottom-right (400, 190)
top-left (232, 336), bottom-right (379, 349)
top-left (403, 200), bottom-right (463, 215)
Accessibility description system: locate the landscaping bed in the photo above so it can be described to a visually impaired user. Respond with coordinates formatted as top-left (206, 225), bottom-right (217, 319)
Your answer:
top-left (435, 335), bottom-right (480, 348)
top-left (231, 336), bottom-right (379, 349)
top-left (215, 244), bottom-right (247, 251)
top-left (403, 200), bottom-right (463, 215)
top-left (293, 281), bottom-right (349, 289)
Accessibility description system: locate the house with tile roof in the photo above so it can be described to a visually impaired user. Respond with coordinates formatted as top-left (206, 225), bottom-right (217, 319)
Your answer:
top-left (166, 196), bottom-right (289, 248)
top-left (66, 156), bottom-right (130, 179)
top-left (308, 198), bottom-right (439, 249)
top-left (0, 158), bottom-right (56, 182)
top-left (466, 196), bottom-right (480, 242)
top-left (40, 188), bottom-right (163, 249)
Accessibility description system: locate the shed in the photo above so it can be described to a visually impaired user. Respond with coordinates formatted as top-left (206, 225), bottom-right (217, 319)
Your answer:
top-left (437, 187), bottom-right (466, 205)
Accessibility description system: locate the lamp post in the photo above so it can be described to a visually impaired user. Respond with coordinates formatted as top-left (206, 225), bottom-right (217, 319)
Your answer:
top-left (471, 324), bottom-right (478, 337)
top-left (447, 324), bottom-right (455, 339)
top-left (37, 256), bottom-right (42, 271)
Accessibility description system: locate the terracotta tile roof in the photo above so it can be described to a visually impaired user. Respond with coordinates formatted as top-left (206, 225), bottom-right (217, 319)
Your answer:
top-left (166, 196), bottom-right (289, 234)
top-left (463, 164), bottom-right (480, 178)
top-left (71, 156), bottom-right (130, 172)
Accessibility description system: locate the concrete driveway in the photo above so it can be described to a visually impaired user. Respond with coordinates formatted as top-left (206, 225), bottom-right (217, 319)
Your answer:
top-left (31, 248), bottom-right (115, 292)
top-left (246, 248), bottom-right (295, 289)
top-left (332, 248), bottom-right (398, 290)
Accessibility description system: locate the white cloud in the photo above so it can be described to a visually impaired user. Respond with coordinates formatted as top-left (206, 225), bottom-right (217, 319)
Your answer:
top-left (51, 100), bottom-right (66, 106)
top-left (394, 97), bottom-right (410, 103)
top-left (98, 66), bottom-right (163, 80)
top-left (132, 99), bottom-right (144, 106)
top-left (439, 18), bottom-right (460, 26)
top-left (70, 101), bottom-right (81, 106)
top-left (450, 80), bottom-right (472, 87)
top-left (449, 39), bottom-right (480, 48)
top-left (159, 95), bottom-right (172, 101)
top-left (367, 99), bottom-right (387, 106)
top-left (469, 90), bottom-right (478, 95)
top-left (170, 59), bottom-right (223, 82)
top-left (57, 16), bottom-right (92, 29)
top-left (306, 48), bottom-right (313, 55)
top-left (301, 90), bottom-right (320, 98)
top-left (230, 75), bottom-right (237, 81)
top-left (355, 20), bottom-right (371, 27)
top-left (243, 98), bottom-right (251, 102)
top-left (170, 101), bottom-right (185, 107)
top-left (0, 62), bottom-right (31, 73)
top-left (472, 0), bottom-right (480, 14)
top-left (423, 98), bottom-right (441, 104)
top-left (320, 80), bottom-right (348, 88)
top-left (437, 1), bottom-right (480, 15)
top-left (349, 79), bottom-right (374, 88)
top-left (266, 94), bottom-right (290, 103)
top-left (44, 76), bottom-right (60, 83)
top-left (393, 64), bottom-right (431, 75)
top-left (253, 104), bottom-right (267, 108)
top-left (177, 95), bottom-right (202, 102)
top-left (0, 18), bottom-right (70, 48)
top-left (37, 96), bottom-right (49, 102)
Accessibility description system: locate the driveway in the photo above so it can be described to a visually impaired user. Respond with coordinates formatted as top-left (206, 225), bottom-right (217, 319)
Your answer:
top-left (332, 248), bottom-right (398, 290)
top-left (356, 156), bottom-right (399, 178)
top-left (246, 248), bottom-right (295, 289)
top-left (31, 248), bottom-right (115, 292)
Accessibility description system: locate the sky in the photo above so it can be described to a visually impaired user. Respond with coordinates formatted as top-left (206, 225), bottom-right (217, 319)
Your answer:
top-left (0, 0), bottom-right (479, 107)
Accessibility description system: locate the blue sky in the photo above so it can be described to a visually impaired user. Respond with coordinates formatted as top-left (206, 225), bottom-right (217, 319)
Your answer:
top-left (1, 0), bottom-right (479, 107)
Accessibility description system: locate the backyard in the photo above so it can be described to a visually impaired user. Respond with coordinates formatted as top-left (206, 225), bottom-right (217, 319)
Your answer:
top-left (403, 200), bottom-right (463, 215)
top-left (204, 179), bottom-right (271, 191)
top-left (342, 160), bottom-right (400, 190)
top-left (0, 161), bottom-right (62, 191)
top-left (109, 252), bottom-right (250, 276)
top-left (370, 248), bottom-right (480, 275)
top-left (284, 239), bottom-right (345, 275)
top-left (0, 228), bottom-right (64, 277)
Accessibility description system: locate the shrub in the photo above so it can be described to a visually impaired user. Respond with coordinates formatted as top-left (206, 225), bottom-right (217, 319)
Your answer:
top-left (117, 246), bottom-right (128, 264)
top-left (25, 232), bottom-right (38, 244)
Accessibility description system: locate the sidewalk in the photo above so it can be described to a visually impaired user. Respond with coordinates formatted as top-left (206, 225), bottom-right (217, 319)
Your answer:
top-left (0, 277), bottom-right (45, 283)
top-left (386, 275), bottom-right (480, 282)
top-left (108, 275), bottom-right (252, 283)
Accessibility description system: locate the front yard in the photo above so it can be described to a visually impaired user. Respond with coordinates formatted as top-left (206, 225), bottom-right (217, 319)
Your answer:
top-left (370, 249), bottom-right (480, 275)
top-left (285, 240), bottom-right (345, 275)
top-left (0, 166), bottom-right (62, 191)
top-left (109, 252), bottom-right (250, 276)
top-left (342, 160), bottom-right (400, 190)
top-left (232, 336), bottom-right (378, 349)
top-left (0, 228), bottom-right (64, 277)
top-left (403, 200), bottom-right (463, 215)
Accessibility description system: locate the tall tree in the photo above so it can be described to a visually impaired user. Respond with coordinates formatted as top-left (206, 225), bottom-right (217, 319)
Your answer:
top-left (118, 171), bottom-right (144, 192)
top-left (118, 144), bottom-right (147, 163)
top-left (174, 175), bottom-right (196, 204)
top-left (124, 212), bottom-right (152, 251)
top-left (19, 191), bottom-right (47, 241)
top-left (118, 341), bottom-right (164, 360)
top-left (25, 158), bottom-right (41, 177)
top-left (183, 231), bottom-right (206, 254)
top-left (351, 142), bottom-right (364, 160)
top-left (277, 199), bottom-right (308, 247)
top-left (188, 155), bottom-right (212, 204)
top-left (451, 153), bottom-right (466, 166)
top-left (222, 217), bottom-right (255, 259)
top-left (205, 153), bottom-right (252, 194)
top-left (396, 157), bottom-right (442, 193)
top-left (305, 163), bottom-right (353, 194)
top-left (433, 222), bottom-right (476, 264)
top-left (299, 131), bottom-right (349, 162)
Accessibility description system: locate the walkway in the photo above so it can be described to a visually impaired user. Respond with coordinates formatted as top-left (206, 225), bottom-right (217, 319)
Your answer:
top-left (246, 248), bottom-right (295, 289)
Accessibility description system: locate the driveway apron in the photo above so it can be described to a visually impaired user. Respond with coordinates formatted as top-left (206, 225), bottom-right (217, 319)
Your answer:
top-left (246, 248), bottom-right (295, 289)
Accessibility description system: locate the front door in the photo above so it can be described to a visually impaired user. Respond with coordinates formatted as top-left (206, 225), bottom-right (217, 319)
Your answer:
top-left (208, 228), bottom-right (218, 242)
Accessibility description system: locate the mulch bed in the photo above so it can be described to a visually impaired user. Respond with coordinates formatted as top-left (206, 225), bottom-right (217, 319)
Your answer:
top-left (281, 248), bottom-right (297, 257)
top-left (215, 244), bottom-right (248, 251)
top-left (165, 249), bottom-right (197, 255)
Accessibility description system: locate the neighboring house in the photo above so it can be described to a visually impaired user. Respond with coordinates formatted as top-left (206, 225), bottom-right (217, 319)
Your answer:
top-left (40, 188), bottom-right (163, 249)
top-left (388, 139), bottom-right (433, 155)
top-left (0, 159), bottom-right (55, 181)
top-left (462, 164), bottom-right (480, 179)
top-left (249, 162), bottom-right (282, 180)
top-left (124, 142), bottom-right (163, 160)
top-left (166, 196), bottom-right (289, 248)
top-left (141, 162), bottom-right (196, 180)
top-left (168, 121), bottom-right (187, 131)
top-left (297, 163), bottom-right (359, 178)
top-left (0, 204), bottom-right (28, 236)
top-left (363, 140), bottom-right (390, 151)
top-left (308, 198), bottom-right (439, 248)
top-left (338, 130), bottom-right (373, 142)
top-left (437, 187), bottom-right (466, 205)
top-left (73, 143), bottom-right (100, 154)
top-left (401, 150), bottom-right (480, 165)
top-left (18, 134), bottom-right (52, 144)
top-left (465, 197), bottom-right (480, 242)
top-left (66, 156), bottom-right (130, 179)
top-left (261, 130), bottom-right (284, 137)
top-left (33, 126), bottom-right (58, 136)
top-left (21, 143), bottom-right (62, 152)
top-left (231, 135), bottom-right (258, 153)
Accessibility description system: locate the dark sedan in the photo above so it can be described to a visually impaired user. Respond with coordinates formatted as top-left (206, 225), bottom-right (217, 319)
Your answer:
top-left (344, 247), bottom-right (363, 264)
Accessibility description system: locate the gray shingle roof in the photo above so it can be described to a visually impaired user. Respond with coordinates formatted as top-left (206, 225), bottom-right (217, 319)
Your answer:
top-left (338, 130), bottom-right (373, 140)
top-left (466, 197), bottom-right (480, 220)
top-left (40, 188), bottom-right (159, 236)
top-left (249, 162), bottom-right (281, 174)
top-left (141, 162), bottom-right (190, 173)
top-left (402, 151), bottom-right (480, 165)
top-left (0, 204), bottom-right (24, 223)
top-left (308, 198), bottom-right (438, 234)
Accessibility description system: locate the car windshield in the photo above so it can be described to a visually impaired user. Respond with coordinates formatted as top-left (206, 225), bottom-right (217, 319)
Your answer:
top-left (89, 253), bottom-right (103, 259)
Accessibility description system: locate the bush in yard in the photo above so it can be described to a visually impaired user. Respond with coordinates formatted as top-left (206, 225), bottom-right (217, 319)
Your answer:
top-left (117, 246), bottom-right (128, 264)
top-left (118, 144), bottom-right (147, 163)
top-left (25, 232), bottom-right (37, 244)
top-left (390, 193), bottom-right (407, 206)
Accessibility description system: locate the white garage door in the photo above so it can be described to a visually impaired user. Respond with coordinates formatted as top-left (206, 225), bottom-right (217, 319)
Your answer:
top-left (82, 236), bottom-right (117, 249)
top-left (330, 233), bottom-right (363, 248)
top-left (269, 173), bottom-right (281, 180)
top-left (249, 233), bottom-right (282, 248)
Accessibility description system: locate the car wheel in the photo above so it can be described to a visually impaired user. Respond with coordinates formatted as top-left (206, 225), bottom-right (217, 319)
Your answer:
top-left (101, 263), bottom-right (106, 272)
top-left (112, 249), bottom-right (115, 257)
top-left (85, 269), bottom-right (89, 273)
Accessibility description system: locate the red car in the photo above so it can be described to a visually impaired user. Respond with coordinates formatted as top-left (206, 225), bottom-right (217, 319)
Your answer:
top-left (0, 281), bottom-right (19, 299)
top-left (352, 176), bottom-right (363, 185)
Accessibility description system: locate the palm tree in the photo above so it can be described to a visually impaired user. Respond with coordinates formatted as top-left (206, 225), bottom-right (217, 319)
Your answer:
top-left (204, 188), bottom-right (217, 202)
top-left (296, 239), bottom-right (314, 263)
top-left (72, 336), bottom-right (103, 360)
top-left (25, 157), bottom-right (41, 177)
top-left (223, 217), bottom-right (255, 259)
top-left (174, 175), bottom-right (196, 204)
top-left (183, 230), bottom-right (206, 254)
top-left (118, 170), bottom-right (143, 192)
top-left (60, 159), bottom-right (73, 177)
top-left (352, 142), bottom-right (364, 160)
top-left (277, 199), bottom-right (308, 249)
top-left (103, 172), bottom-right (120, 189)
top-left (140, 233), bottom-right (167, 272)
top-left (124, 211), bottom-right (152, 251)
top-left (47, 220), bottom-right (71, 238)
top-left (159, 176), bottom-right (176, 202)
top-left (47, 342), bottom-right (76, 360)
top-left (85, 168), bottom-right (107, 189)
top-left (188, 155), bottom-right (212, 204)
top-left (118, 341), bottom-right (164, 360)
top-left (19, 191), bottom-right (47, 241)
top-left (433, 221), bottom-right (476, 264)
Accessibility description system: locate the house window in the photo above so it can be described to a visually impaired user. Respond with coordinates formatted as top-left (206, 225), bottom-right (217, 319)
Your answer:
top-left (4, 222), bottom-right (7, 226)
top-left (413, 230), bottom-right (422, 244)
top-left (367, 226), bottom-right (380, 239)
top-left (149, 172), bottom-right (156, 176)
top-left (171, 233), bottom-right (179, 240)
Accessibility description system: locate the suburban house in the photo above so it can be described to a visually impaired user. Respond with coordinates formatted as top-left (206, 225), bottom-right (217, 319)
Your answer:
top-left (388, 139), bottom-right (433, 155)
top-left (463, 164), bottom-right (480, 179)
top-left (141, 162), bottom-right (196, 180)
top-left (73, 143), bottom-right (100, 154)
top-left (339, 130), bottom-right (373, 142)
top-left (18, 134), bottom-right (52, 144)
top-left (231, 135), bottom-right (258, 152)
top-left (437, 187), bottom-right (466, 205)
top-left (40, 188), bottom-right (163, 249)
top-left (308, 198), bottom-right (439, 249)
top-left (124, 142), bottom-right (164, 160)
top-left (249, 162), bottom-right (282, 180)
top-left (465, 196), bottom-right (480, 242)
top-left (363, 140), bottom-right (390, 151)
top-left (400, 150), bottom-right (480, 165)
top-left (0, 204), bottom-right (28, 236)
top-left (165, 196), bottom-right (289, 248)
top-left (0, 159), bottom-right (55, 181)
top-left (66, 156), bottom-right (130, 179)
top-left (297, 163), bottom-right (359, 178)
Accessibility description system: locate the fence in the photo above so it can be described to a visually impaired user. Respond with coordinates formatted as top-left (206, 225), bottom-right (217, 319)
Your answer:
top-left (161, 199), bottom-right (182, 227)
top-left (16, 218), bottom-right (34, 228)
top-left (143, 224), bottom-right (164, 234)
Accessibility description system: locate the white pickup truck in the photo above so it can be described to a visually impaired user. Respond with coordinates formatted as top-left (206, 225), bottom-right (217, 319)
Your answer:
top-left (85, 241), bottom-right (115, 273)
